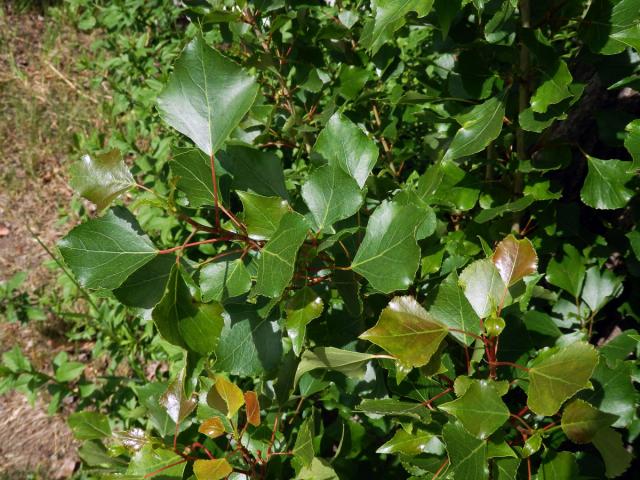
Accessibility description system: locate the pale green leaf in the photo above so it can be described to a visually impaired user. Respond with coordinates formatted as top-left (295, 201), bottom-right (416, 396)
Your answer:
top-left (68, 412), bottom-right (111, 440)
top-left (429, 273), bottom-right (480, 346)
top-left (293, 416), bottom-right (315, 467)
top-left (581, 266), bottom-right (622, 313)
top-left (459, 258), bottom-right (509, 319)
top-left (376, 429), bottom-right (444, 455)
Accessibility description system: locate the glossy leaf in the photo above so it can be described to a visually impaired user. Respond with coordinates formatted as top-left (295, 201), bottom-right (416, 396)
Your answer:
top-left (429, 273), bottom-right (480, 346)
top-left (285, 287), bottom-right (324, 356)
top-left (127, 445), bottom-right (185, 479)
top-left (527, 342), bottom-right (599, 416)
top-left (302, 164), bottom-right (364, 232)
top-left (200, 257), bottom-right (251, 303)
top-left (351, 200), bottom-right (423, 293)
top-left (198, 417), bottom-right (226, 438)
top-left (160, 370), bottom-right (196, 424)
top-left (440, 379), bottom-right (509, 439)
top-left (207, 375), bottom-right (244, 418)
top-left (582, 0), bottom-right (640, 55)
top-left (58, 207), bottom-right (156, 290)
top-left (581, 266), bottom-right (622, 313)
top-left (561, 399), bottom-right (617, 444)
top-left (193, 458), bottom-right (233, 480)
top-left (69, 149), bottom-right (134, 212)
top-left (255, 212), bottom-right (309, 298)
top-left (244, 391), bottom-right (260, 427)
top-left (492, 235), bottom-right (538, 287)
top-left (538, 451), bottom-right (578, 480)
top-left (218, 146), bottom-right (288, 199)
top-left (459, 258), bottom-right (509, 319)
top-left (546, 244), bottom-right (585, 298)
top-left (237, 191), bottom-right (289, 240)
top-left (157, 35), bottom-right (258, 155)
top-left (113, 255), bottom-right (175, 309)
top-left (580, 155), bottom-right (634, 210)
top-left (360, 296), bottom-right (447, 368)
top-left (314, 112), bottom-right (378, 188)
top-left (152, 266), bottom-right (224, 354)
top-left (294, 347), bottom-right (377, 385)
top-left (443, 95), bottom-right (506, 161)
top-left (170, 148), bottom-right (227, 208)
top-left (592, 427), bottom-right (633, 478)
top-left (376, 429), bottom-right (444, 456)
top-left (443, 420), bottom-right (488, 480)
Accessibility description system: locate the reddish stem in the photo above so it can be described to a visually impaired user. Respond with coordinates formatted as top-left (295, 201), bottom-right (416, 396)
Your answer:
top-left (432, 458), bottom-right (449, 480)
top-left (157, 237), bottom-right (232, 254)
top-left (210, 152), bottom-right (221, 228)
top-left (423, 387), bottom-right (454, 410)
top-left (488, 361), bottom-right (530, 372)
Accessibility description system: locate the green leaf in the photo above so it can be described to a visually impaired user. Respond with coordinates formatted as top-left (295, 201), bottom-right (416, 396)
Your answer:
top-left (376, 429), bottom-right (445, 456)
top-left (351, 200), bottom-right (423, 293)
top-left (592, 427), bottom-right (633, 478)
top-left (582, 0), bottom-right (640, 55)
top-left (157, 35), bottom-right (258, 155)
top-left (443, 420), bottom-right (488, 480)
top-left (68, 412), bottom-right (111, 440)
top-left (474, 196), bottom-right (535, 224)
top-left (360, 296), bottom-right (447, 368)
top-left (58, 207), bottom-right (157, 290)
top-left (600, 329), bottom-right (639, 362)
top-left (218, 146), bottom-right (288, 199)
top-left (69, 149), bottom-right (134, 212)
top-left (443, 95), bottom-right (506, 161)
top-left (459, 258), bottom-right (509, 319)
top-left (152, 266), bottom-right (224, 354)
top-left (610, 23), bottom-right (640, 52)
top-left (521, 432), bottom-right (542, 458)
top-left (255, 211), bottom-right (309, 298)
top-left (302, 164), bottom-right (364, 232)
top-left (207, 374), bottom-right (244, 418)
top-left (538, 451), bottom-right (578, 480)
top-left (440, 379), bottom-right (509, 439)
top-left (160, 369), bottom-right (196, 424)
top-left (237, 191), bottom-right (289, 240)
top-left (113, 255), bottom-right (175, 309)
top-left (581, 266), bottom-right (622, 313)
top-left (492, 457), bottom-right (520, 480)
top-left (193, 459), bottom-right (233, 480)
top-left (361, 0), bottom-right (434, 54)
top-left (561, 399), bottom-right (617, 444)
top-left (214, 302), bottom-right (282, 376)
top-left (313, 112), bottom-right (379, 188)
top-left (492, 235), bottom-right (538, 287)
top-left (527, 342), bottom-right (599, 416)
top-left (546, 244), bottom-right (585, 298)
top-left (297, 458), bottom-right (339, 480)
top-left (127, 445), bottom-right (185, 479)
top-left (429, 273), bottom-right (481, 346)
top-left (285, 287), bottom-right (324, 356)
top-left (580, 155), bottom-right (634, 209)
top-left (294, 347), bottom-right (377, 385)
top-left (170, 148), bottom-right (227, 208)
top-left (293, 416), bottom-right (315, 467)
top-left (419, 161), bottom-right (480, 211)
top-left (54, 361), bottom-right (85, 383)
top-left (357, 398), bottom-right (431, 422)
top-left (200, 257), bottom-right (252, 303)
top-left (624, 119), bottom-right (640, 171)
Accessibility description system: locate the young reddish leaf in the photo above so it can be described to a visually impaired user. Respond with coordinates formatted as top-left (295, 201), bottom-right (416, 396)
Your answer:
top-left (193, 458), bottom-right (233, 480)
top-left (561, 399), bottom-right (617, 444)
top-left (198, 417), bottom-right (226, 439)
top-left (244, 391), bottom-right (261, 427)
top-left (492, 234), bottom-right (538, 286)
top-left (207, 375), bottom-right (245, 418)
top-left (527, 342), bottom-right (599, 416)
top-left (360, 296), bottom-right (447, 368)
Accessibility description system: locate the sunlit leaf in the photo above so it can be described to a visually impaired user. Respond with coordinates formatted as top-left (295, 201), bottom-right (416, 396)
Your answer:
top-left (459, 258), bottom-right (509, 319)
top-left (376, 429), bottom-right (444, 456)
top-left (580, 155), bottom-right (634, 210)
top-left (198, 417), bottom-right (226, 439)
top-left (492, 235), bottom-right (538, 287)
top-left (285, 287), bottom-right (324, 357)
top-left (193, 458), bottom-right (233, 480)
top-left (244, 391), bottom-right (260, 427)
top-left (207, 375), bottom-right (245, 418)
top-left (294, 347), bottom-right (378, 385)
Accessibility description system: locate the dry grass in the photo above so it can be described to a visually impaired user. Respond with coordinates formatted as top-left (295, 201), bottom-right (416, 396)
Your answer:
top-left (0, 4), bottom-right (108, 478)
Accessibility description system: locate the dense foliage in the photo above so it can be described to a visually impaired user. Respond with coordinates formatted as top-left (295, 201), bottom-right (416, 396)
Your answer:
top-left (4, 0), bottom-right (640, 478)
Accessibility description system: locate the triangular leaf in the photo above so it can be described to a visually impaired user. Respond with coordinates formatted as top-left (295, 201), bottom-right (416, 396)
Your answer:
top-left (200, 257), bottom-right (252, 303)
top-left (561, 399), bottom-right (617, 444)
top-left (592, 427), bottom-right (633, 478)
top-left (580, 155), bottom-right (634, 210)
top-left (443, 420), bottom-right (488, 480)
top-left (285, 287), bottom-right (324, 357)
top-left (206, 375), bottom-right (244, 418)
top-left (459, 258), bottom-right (509, 319)
top-left (492, 235), bottom-right (538, 287)
top-left (160, 369), bottom-right (196, 424)
top-left (293, 416), bottom-right (315, 467)
top-left (237, 191), bottom-right (289, 240)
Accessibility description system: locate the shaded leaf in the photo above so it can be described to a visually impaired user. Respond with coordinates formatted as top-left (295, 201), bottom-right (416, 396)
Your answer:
top-left (69, 150), bottom-right (134, 212)
top-left (351, 200), bottom-right (423, 293)
top-left (170, 148), bottom-right (227, 208)
top-left (561, 399), bottom-right (617, 444)
top-left (294, 347), bottom-right (377, 385)
top-left (58, 207), bottom-right (156, 290)
top-left (360, 296), bottom-right (447, 368)
top-left (297, 457), bottom-right (339, 480)
top-left (114, 255), bottom-right (175, 309)
top-left (443, 420), bottom-right (488, 480)
top-left (157, 35), bottom-right (258, 155)
top-left (293, 416), bottom-right (314, 467)
top-left (592, 427), bottom-right (633, 478)
top-left (624, 119), bottom-right (640, 171)
top-left (218, 146), bottom-right (288, 199)
top-left (581, 266), bottom-right (622, 313)
top-left (546, 244), bottom-right (585, 298)
top-left (200, 257), bottom-right (252, 303)
top-left (207, 375), bottom-right (244, 418)
top-left (539, 451), bottom-right (578, 480)
top-left (582, 0), bottom-right (640, 55)
top-left (527, 342), bottom-right (599, 416)
top-left (255, 212), bottom-right (309, 298)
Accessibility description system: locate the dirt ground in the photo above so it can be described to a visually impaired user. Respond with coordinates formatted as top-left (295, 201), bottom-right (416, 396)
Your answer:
top-left (0, 5), bottom-right (105, 478)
